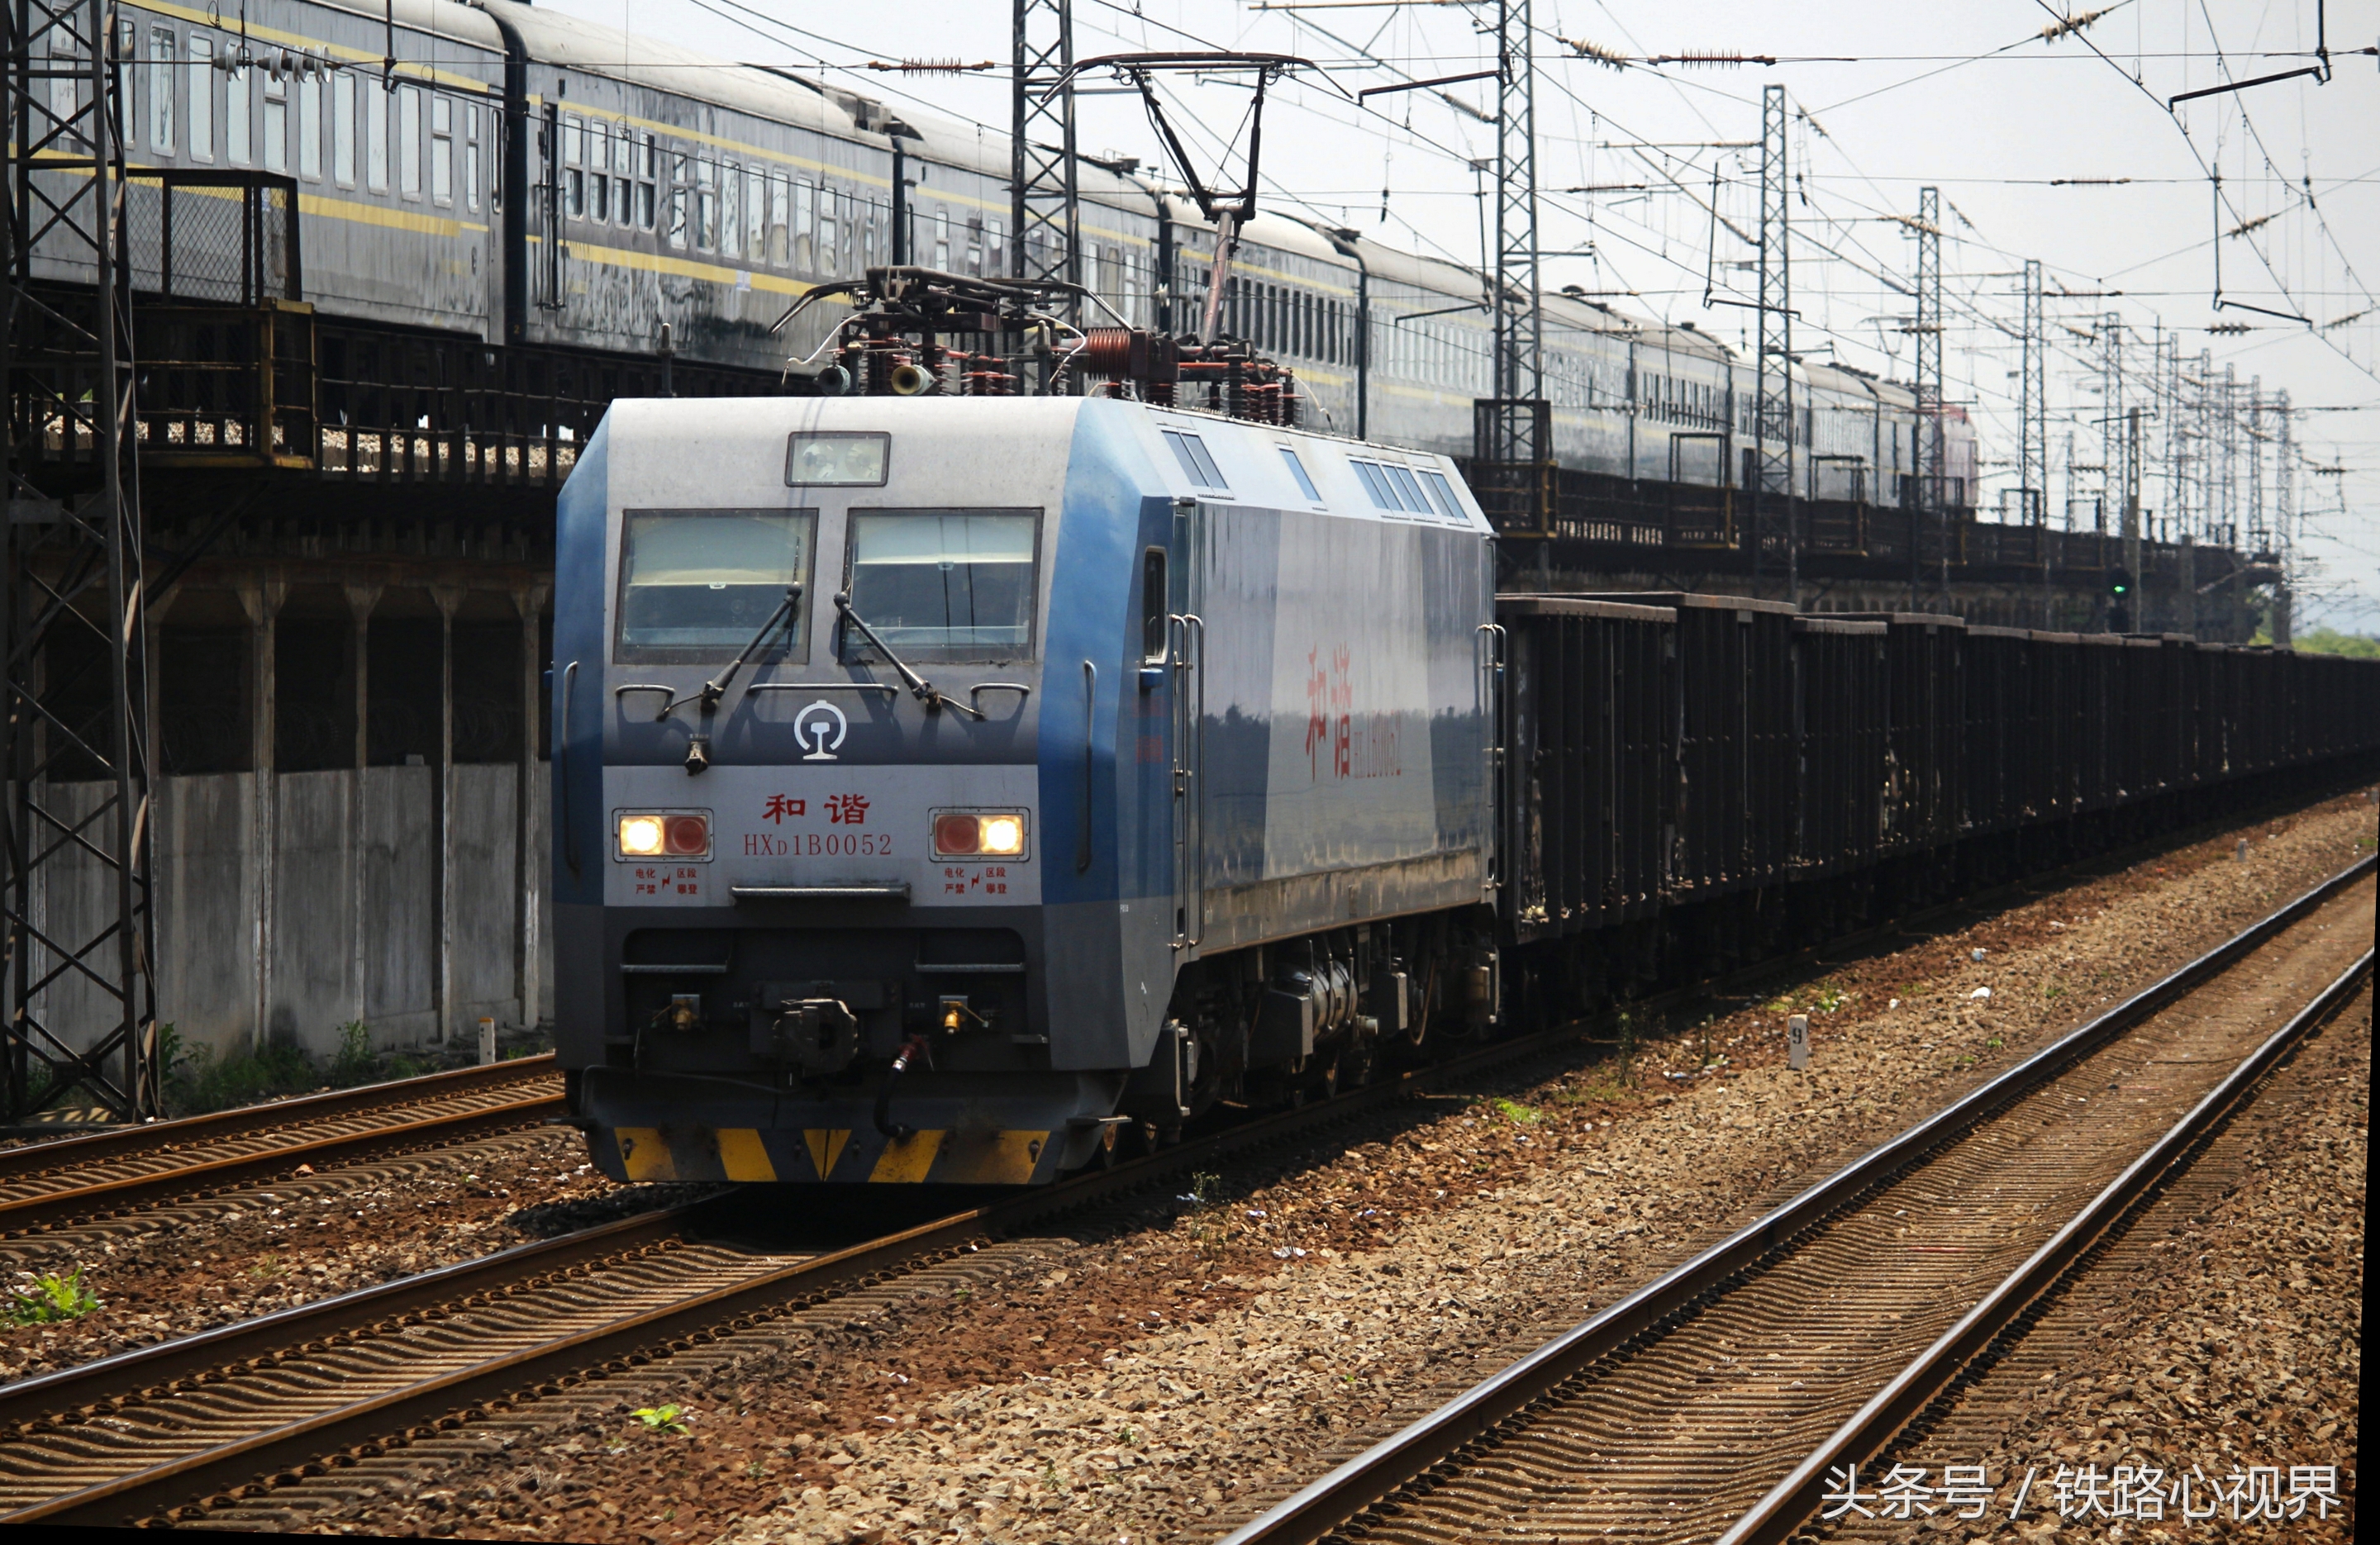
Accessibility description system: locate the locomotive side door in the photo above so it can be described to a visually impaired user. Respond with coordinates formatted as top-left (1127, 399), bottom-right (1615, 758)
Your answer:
top-left (1168, 497), bottom-right (1207, 951)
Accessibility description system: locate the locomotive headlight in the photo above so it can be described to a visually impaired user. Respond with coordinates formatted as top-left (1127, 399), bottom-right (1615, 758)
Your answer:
top-left (978, 814), bottom-right (1026, 856)
top-left (616, 811), bottom-right (712, 858)
top-left (619, 815), bottom-right (667, 856)
top-left (931, 810), bottom-right (1028, 859)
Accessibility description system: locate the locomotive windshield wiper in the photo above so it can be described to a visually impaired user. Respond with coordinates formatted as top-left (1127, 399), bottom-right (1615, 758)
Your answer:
top-left (832, 592), bottom-right (986, 720)
top-left (657, 583), bottom-right (805, 721)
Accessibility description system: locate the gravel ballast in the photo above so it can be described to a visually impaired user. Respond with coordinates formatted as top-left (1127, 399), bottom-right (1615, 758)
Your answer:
top-left (169, 792), bottom-right (2376, 1543)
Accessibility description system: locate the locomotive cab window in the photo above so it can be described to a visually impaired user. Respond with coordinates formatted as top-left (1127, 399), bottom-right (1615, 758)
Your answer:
top-left (614, 509), bottom-right (816, 664)
top-left (840, 511), bottom-right (1039, 663)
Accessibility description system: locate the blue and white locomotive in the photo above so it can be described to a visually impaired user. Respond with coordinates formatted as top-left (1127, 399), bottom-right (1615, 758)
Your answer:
top-left (554, 385), bottom-right (1497, 1186)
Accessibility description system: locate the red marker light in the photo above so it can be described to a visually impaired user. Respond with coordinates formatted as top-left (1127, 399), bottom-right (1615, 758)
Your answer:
top-left (934, 813), bottom-right (981, 855)
top-left (664, 814), bottom-right (710, 855)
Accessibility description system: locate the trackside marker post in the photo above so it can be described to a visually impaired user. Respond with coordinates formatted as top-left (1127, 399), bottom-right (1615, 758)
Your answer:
top-left (478, 1018), bottom-right (497, 1065)
top-left (1787, 1013), bottom-right (1810, 1071)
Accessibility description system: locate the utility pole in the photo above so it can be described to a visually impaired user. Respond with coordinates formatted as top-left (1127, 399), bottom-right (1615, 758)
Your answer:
top-left (2, 0), bottom-right (162, 1122)
top-left (1477, 0), bottom-right (1549, 540)
top-left (1753, 84), bottom-right (1793, 604)
top-left (1915, 187), bottom-right (1944, 602)
top-left (1012, 0), bottom-right (1080, 381)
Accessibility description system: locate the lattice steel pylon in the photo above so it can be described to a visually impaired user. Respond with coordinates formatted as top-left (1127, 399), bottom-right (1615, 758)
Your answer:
top-left (2, 0), bottom-right (161, 1123)
top-left (1012, 0), bottom-right (1079, 367)
top-left (1473, 0), bottom-right (1549, 535)
top-left (1913, 185), bottom-right (1944, 599)
top-left (2247, 376), bottom-right (2266, 554)
top-left (2018, 259), bottom-right (2045, 527)
top-left (1750, 83), bottom-right (1792, 599)
top-left (2097, 311), bottom-right (2121, 536)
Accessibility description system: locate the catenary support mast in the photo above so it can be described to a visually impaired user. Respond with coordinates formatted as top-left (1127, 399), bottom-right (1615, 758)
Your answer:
top-left (2, 0), bottom-right (160, 1123)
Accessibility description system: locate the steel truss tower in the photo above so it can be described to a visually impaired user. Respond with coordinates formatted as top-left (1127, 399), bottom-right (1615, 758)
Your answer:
top-left (2247, 378), bottom-right (2266, 554)
top-left (2097, 312), bottom-right (2121, 537)
top-left (2208, 361), bottom-right (2227, 547)
top-left (1473, 0), bottom-right (1549, 535)
top-left (1751, 83), bottom-right (1793, 600)
top-left (2018, 259), bottom-right (2045, 527)
top-left (1913, 186), bottom-right (1944, 597)
top-left (2, 0), bottom-right (160, 1123)
top-left (1012, 0), bottom-right (1080, 333)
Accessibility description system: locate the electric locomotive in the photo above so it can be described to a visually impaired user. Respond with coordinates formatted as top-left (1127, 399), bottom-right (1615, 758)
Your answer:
top-left (553, 320), bottom-right (1498, 1186)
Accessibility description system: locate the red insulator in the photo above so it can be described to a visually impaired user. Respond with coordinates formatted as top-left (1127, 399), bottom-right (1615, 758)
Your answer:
top-left (1080, 328), bottom-right (1139, 379)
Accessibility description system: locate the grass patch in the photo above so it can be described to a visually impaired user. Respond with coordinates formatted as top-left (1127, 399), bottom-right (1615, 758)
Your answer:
top-left (631, 1404), bottom-right (690, 1435)
top-left (7, 1267), bottom-right (99, 1325)
top-left (157, 1021), bottom-right (444, 1118)
top-left (1491, 1097), bottom-right (1543, 1125)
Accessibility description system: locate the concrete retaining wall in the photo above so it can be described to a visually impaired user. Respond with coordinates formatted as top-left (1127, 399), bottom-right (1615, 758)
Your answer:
top-left (27, 764), bottom-right (551, 1061)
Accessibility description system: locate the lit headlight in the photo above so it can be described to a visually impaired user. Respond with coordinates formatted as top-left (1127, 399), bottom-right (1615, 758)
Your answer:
top-left (979, 814), bottom-right (1026, 855)
top-left (931, 810), bottom-right (1028, 859)
top-left (616, 811), bottom-right (711, 858)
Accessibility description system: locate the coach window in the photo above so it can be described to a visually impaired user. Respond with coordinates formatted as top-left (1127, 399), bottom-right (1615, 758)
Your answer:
top-left (431, 95), bottom-right (453, 205)
top-left (792, 181), bottom-right (814, 271)
top-left (695, 159), bottom-right (718, 250)
top-left (188, 38), bottom-right (217, 163)
top-left (186, 36), bottom-right (212, 160)
top-left (298, 66), bottom-right (321, 179)
top-left (615, 510), bottom-right (816, 665)
top-left (664, 153), bottom-right (688, 248)
top-left (562, 115), bottom-right (583, 217)
top-left (934, 208), bottom-right (950, 271)
top-left (397, 84), bottom-right (421, 197)
top-left (721, 161), bottom-right (743, 255)
top-left (364, 75), bottom-right (388, 191)
top-left (148, 28), bottom-right (174, 155)
top-left (332, 69), bottom-right (355, 184)
top-left (744, 166), bottom-right (764, 260)
top-left (226, 53), bottom-right (249, 164)
top-left (765, 173), bottom-right (788, 264)
top-left (840, 511), bottom-right (1040, 663)
top-left (816, 185), bottom-right (838, 274)
top-left (635, 133), bottom-right (656, 230)
top-left (262, 69), bottom-right (286, 174)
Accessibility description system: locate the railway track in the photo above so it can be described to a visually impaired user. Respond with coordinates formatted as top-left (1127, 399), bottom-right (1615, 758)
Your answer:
top-left (0, 850), bottom-right (2183, 1529)
top-left (0, 1058), bottom-right (563, 1238)
top-left (1216, 856), bottom-right (2373, 1545)
top-left (0, 844), bottom-right (2363, 1528)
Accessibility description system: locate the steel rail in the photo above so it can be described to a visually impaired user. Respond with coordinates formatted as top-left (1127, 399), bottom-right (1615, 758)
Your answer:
top-left (1718, 944), bottom-right (2373, 1545)
top-left (0, 902), bottom-right (2026, 1528)
top-left (1217, 853), bottom-right (2375, 1545)
top-left (0, 1200), bottom-right (704, 1437)
top-left (0, 1087), bottom-right (565, 1237)
top-left (0, 1055), bottom-right (557, 1179)
top-left (2, 844), bottom-right (2363, 1526)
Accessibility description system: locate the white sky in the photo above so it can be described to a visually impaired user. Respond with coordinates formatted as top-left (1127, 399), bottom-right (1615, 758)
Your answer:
top-left (536, 0), bottom-right (2380, 631)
